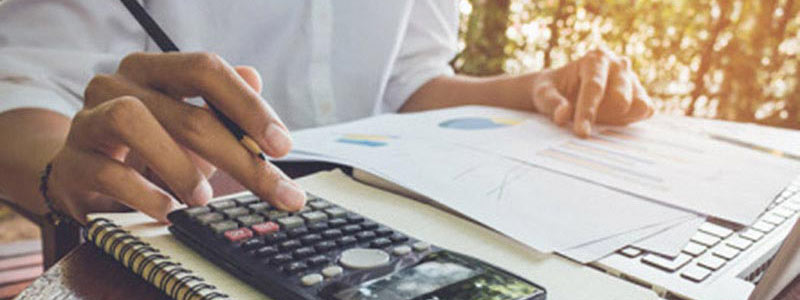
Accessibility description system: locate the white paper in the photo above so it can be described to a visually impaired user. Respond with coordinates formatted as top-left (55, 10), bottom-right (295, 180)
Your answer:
top-left (633, 215), bottom-right (706, 257)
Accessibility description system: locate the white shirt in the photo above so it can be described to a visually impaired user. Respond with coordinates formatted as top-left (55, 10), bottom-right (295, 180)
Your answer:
top-left (0, 0), bottom-right (458, 130)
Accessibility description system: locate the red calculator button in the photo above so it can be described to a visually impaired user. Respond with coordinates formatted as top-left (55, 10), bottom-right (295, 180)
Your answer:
top-left (224, 228), bottom-right (253, 242)
top-left (252, 221), bottom-right (280, 236)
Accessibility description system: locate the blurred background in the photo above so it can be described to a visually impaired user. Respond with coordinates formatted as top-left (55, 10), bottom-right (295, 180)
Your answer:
top-left (453, 0), bottom-right (800, 129)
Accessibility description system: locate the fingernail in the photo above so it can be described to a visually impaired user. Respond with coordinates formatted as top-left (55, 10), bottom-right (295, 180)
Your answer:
top-left (554, 104), bottom-right (569, 124)
top-left (578, 120), bottom-right (592, 137)
top-left (275, 179), bottom-right (306, 210)
top-left (191, 179), bottom-right (213, 205)
top-left (265, 123), bottom-right (292, 155)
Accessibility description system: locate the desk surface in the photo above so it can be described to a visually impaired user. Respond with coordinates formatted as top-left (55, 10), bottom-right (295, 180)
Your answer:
top-left (15, 167), bottom-right (800, 300)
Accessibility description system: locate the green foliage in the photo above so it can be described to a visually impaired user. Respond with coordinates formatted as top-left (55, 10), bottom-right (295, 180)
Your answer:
top-left (455, 0), bottom-right (800, 129)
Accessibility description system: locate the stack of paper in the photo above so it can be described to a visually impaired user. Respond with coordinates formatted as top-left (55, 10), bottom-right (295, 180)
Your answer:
top-left (288, 106), bottom-right (799, 263)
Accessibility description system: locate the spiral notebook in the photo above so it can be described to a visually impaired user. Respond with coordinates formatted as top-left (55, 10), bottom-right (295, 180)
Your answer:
top-left (85, 170), bottom-right (658, 300)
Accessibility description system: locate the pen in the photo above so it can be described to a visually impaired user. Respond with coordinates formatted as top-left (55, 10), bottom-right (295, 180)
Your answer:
top-left (120, 0), bottom-right (267, 161)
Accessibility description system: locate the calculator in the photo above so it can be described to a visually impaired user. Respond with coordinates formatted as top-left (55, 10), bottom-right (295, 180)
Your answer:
top-left (168, 193), bottom-right (546, 300)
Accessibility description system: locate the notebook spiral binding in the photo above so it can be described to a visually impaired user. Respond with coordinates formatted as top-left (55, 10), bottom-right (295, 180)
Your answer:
top-left (87, 218), bottom-right (229, 300)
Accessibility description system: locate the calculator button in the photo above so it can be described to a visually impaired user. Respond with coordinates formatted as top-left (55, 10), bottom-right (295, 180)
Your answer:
top-left (370, 238), bottom-right (391, 249)
top-left (183, 206), bottom-right (210, 217)
top-left (241, 238), bottom-right (265, 251)
top-left (196, 212), bottom-right (225, 225)
top-left (322, 266), bottom-right (343, 278)
top-left (308, 222), bottom-right (329, 233)
top-left (389, 233), bottom-right (409, 244)
top-left (288, 227), bottom-right (310, 238)
top-left (255, 246), bottom-right (279, 258)
top-left (342, 225), bottom-right (362, 234)
top-left (314, 241), bottom-right (337, 253)
top-left (223, 228), bottom-right (253, 243)
top-left (270, 254), bottom-right (293, 266)
top-left (712, 245), bottom-right (740, 260)
top-left (280, 240), bottom-right (302, 251)
top-left (339, 248), bottom-right (390, 270)
top-left (301, 211), bottom-right (328, 223)
top-left (301, 273), bottom-right (324, 286)
top-left (301, 234), bottom-right (323, 245)
top-left (641, 253), bottom-right (692, 272)
top-left (208, 200), bottom-right (237, 211)
top-left (337, 236), bottom-right (358, 247)
top-left (327, 218), bottom-right (347, 228)
top-left (697, 255), bottom-right (726, 271)
top-left (375, 227), bottom-right (393, 237)
top-left (266, 210), bottom-right (289, 220)
top-left (392, 245), bottom-right (412, 256)
top-left (251, 222), bottom-right (280, 236)
top-left (355, 231), bottom-right (376, 242)
top-left (322, 229), bottom-right (343, 239)
top-left (309, 200), bottom-right (331, 210)
top-left (361, 222), bottom-right (378, 230)
top-left (681, 265), bottom-right (712, 282)
top-left (285, 262), bottom-right (308, 274)
top-left (222, 207), bottom-right (250, 219)
top-left (235, 196), bottom-right (260, 206)
top-left (346, 214), bottom-right (365, 224)
top-left (324, 207), bottom-right (347, 218)
top-left (412, 242), bottom-right (431, 252)
top-left (248, 202), bottom-right (271, 213)
top-left (210, 220), bottom-right (239, 234)
top-left (236, 215), bottom-right (265, 227)
top-left (264, 232), bottom-right (288, 244)
top-left (294, 247), bottom-right (316, 258)
top-left (308, 255), bottom-right (329, 266)
top-left (277, 216), bottom-right (305, 229)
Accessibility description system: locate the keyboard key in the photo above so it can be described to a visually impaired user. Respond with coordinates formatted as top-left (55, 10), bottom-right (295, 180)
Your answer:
top-left (196, 212), bottom-right (225, 225)
top-left (288, 227), bottom-right (309, 238)
top-left (301, 273), bottom-right (323, 286)
top-left (264, 232), bottom-right (288, 244)
top-left (235, 196), bottom-right (260, 206)
top-left (236, 215), bottom-right (265, 227)
top-left (266, 210), bottom-right (289, 220)
top-left (284, 262), bottom-right (308, 275)
top-left (224, 228), bottom-right (253, 243)
top-left (308, 222), bottom-right (329, 233)
top-left (255, 246), bottom-right (278, 258)
top-left (307, 255), bottom-right (329, 266)
top-left (691, 232), bottom-right (721, 247)
top-left (270, 254), bottom-right (293, 266)
top-left (328, 218), bottom-right (347, 228)
top-left (324, 207), bottom-right (347, 218)
top-left (337, 236), bottom-right (358, 247)
top-left (783, 201), bottom-right (800, 211)
top-left (208, 200), bottom-right (237, 211)
top-left (294, 247), bottom-right (316, 259)
top-left (370, 238), bottom-right (392, 249)
top-left (280, 240), bottom-right (302, 251)
top-left (699, 222), bottom-right (733, 238)
top-left (389, 233), bottom-right (409, 244)
top-left (361, 222), bottom-right (379, 230)
top-left (301, 211), bottom-right (328, 223)
top-left (248, 202), bottom-right (271, 213)
top-left (322, 229), bottom-right (343, 239)
top-left (183, 206), bottom-right (211, 217)
top-left (342, 224), bottom-right (362, 234)
top-left (619, 247), bottom-right (643, 258)
top-left (300, 234), bottom-right (323, 245)
top-left (356, 231), bottom-right (376, 242)
top-left (773, 207), bottom-right (795, 218)
top-left (375, 227), bottom-right (393, 237)
top-left (682, 242), bottom-right (707, 257)
top-left (322, 266), bottom-right (343, 278)
top-left (392, 245), bottom-right (412, 256)
top-left (681, 265), bottom-right (712, 282)
top-left (740, 229), bottom-right (764, 241)
top-left (251, 222), bottom-right (280, 236)
top-left (210, 220), bottom-right (239, 234)
top-left (712, 245), bottom-right (740, 260)
top-left (241, 238), bottom-right (265, 251)
top-left (277, 216), bottom-right (305, 230)
top-left (222, 207), bottom-right (250, 219)
top-left (412, 241), bottom-right (431, 252)
top-left (346, 214), bottom-right (365, 224)
top-left (308, 199), bottom-right (331, 210)
top-left (641, 253), bottom-right (692, 272)
top-left (314, 241), bottom-right (337, 253)
top-left (726, 236), bottom-right (753, 251)
top-left (697, 255), bottom-right (726, 271)
top-left (761, 214), bottom-right (785, 225)
top-left (752, 221), bottom-right (776, 233)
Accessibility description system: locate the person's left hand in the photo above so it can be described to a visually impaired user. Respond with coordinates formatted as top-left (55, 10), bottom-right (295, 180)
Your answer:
top-left (526, 49), bottom-right (654, 137)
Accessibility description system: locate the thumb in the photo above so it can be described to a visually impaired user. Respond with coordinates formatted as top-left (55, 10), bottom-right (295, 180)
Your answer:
top-left (533, 85), bottom-right (572, 125)
top-left (234, 65), bottom-right (263, 94)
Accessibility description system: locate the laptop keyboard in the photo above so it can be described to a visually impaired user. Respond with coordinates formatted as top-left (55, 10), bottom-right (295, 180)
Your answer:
top-left (613, 178), bottom-right (800, 285)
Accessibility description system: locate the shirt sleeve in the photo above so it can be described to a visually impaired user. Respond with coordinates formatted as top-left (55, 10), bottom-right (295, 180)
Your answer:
top-left (379, 0), bottom-right (459, 113)
top-left (0, 0), bottom-right (145, 118)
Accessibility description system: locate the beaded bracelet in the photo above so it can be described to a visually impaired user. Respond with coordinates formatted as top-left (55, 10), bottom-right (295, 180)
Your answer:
top-left (38, 162), bottom-right (76, 226)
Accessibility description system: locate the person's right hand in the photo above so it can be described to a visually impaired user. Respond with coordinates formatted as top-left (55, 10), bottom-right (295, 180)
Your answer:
top-left (46, 52), bottom-right (306, 224)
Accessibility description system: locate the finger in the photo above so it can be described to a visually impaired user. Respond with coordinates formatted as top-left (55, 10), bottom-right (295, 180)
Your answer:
top-left (532, 81), bottom-right (572, 125)
top-left (83, 76), bottom-right (306, 210)
top-left (597, 58), bottom-right (634, 124)
top-left (631, 73), bottom-right (655, 119)
top-left (235, 65), bottom-right (263, 94)
top-left (72, 96), bottom-right (212, 206)
top-left (116, 52), bottom-right (292, 157)
top-left (71, 149), bottom-right (176, 222)
top-left (574, 50), bottom-right (612, 137)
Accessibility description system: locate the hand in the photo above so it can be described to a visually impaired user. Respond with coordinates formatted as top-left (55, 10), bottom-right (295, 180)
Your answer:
top-left (47, 52), bottom-right (306, 224)
top-left (528, 49), bottom-right (654, 137)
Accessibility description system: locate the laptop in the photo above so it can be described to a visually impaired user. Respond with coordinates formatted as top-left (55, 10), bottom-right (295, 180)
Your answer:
top-left (594, 177), bottom-right (800, 300)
